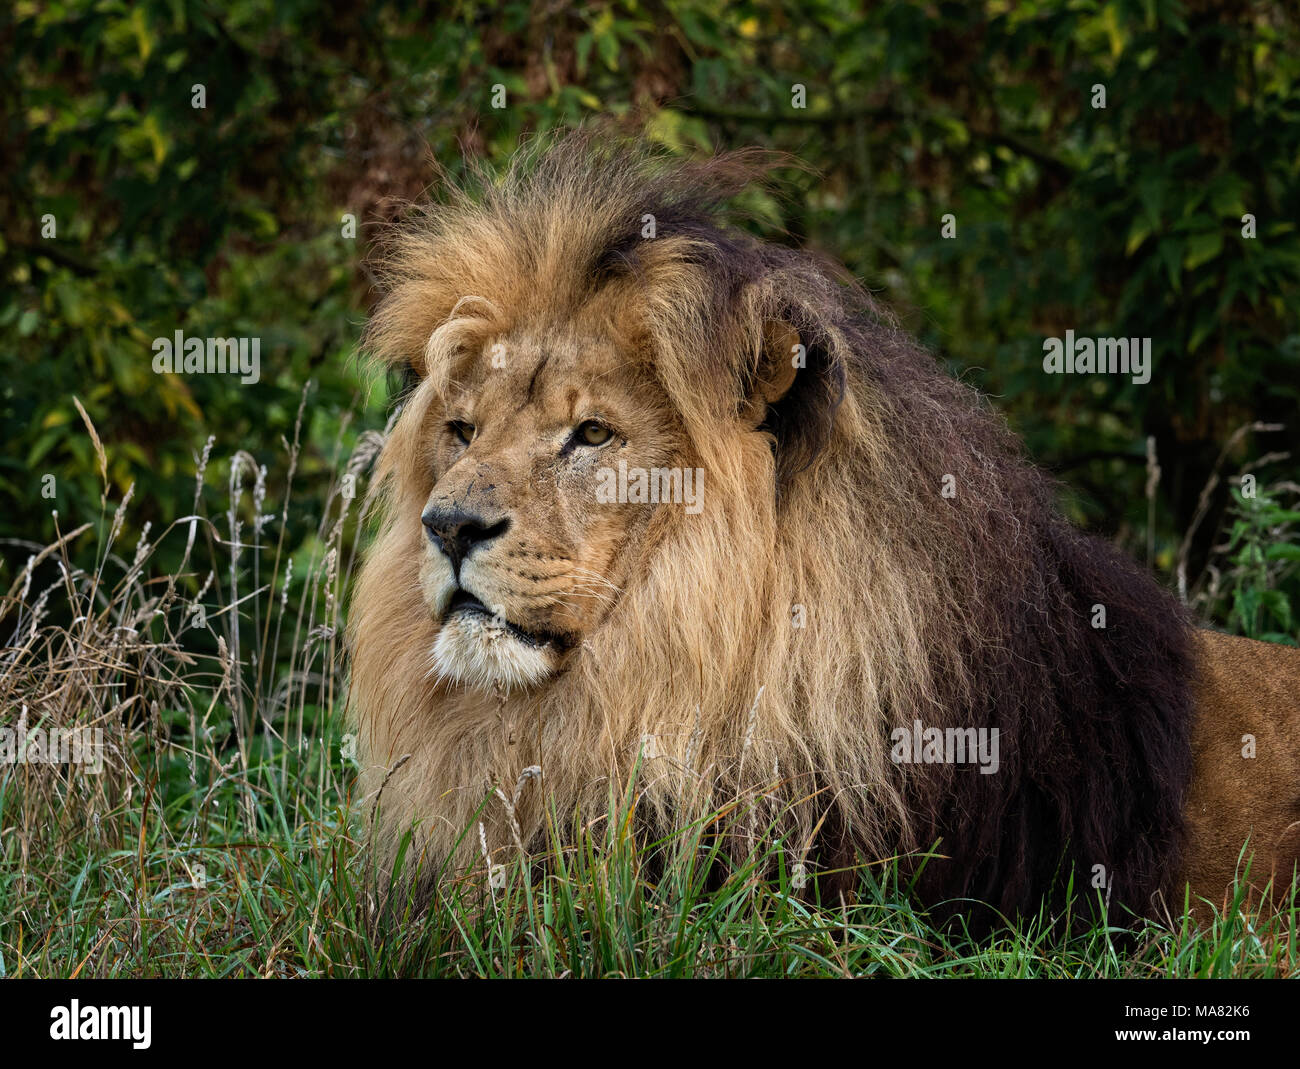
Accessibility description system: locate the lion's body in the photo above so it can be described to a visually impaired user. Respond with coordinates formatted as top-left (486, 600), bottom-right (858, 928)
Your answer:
top-left (351, 134), bottom-right (1299, 926)
top-left (1186, 630), bottom-right (1300, 912)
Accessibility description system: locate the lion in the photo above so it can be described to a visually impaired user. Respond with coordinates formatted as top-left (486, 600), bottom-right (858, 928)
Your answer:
top-left (349, 132), bottom-right (1300, 926)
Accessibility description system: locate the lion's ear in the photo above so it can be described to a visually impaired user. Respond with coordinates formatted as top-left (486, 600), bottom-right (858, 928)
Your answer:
top-left (749, 319), bottom-right (802, 411)
top-left (742, 314), bottom-right (845, 489)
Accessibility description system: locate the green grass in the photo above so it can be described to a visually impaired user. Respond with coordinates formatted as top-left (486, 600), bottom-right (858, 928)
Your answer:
top-left (3, 718), bottom-right (1296, 978)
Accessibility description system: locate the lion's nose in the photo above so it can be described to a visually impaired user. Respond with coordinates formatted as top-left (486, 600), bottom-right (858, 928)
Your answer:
top-left (421, 506), bottom-right (510, 572)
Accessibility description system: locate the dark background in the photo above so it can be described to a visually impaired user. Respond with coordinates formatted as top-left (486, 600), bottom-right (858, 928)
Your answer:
top-left (3, 0), bottom-right (1298, 641)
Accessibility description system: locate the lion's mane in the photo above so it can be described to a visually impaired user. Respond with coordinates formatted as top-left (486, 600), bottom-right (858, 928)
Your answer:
top-left (350, 133), bottom-right (1195, 923)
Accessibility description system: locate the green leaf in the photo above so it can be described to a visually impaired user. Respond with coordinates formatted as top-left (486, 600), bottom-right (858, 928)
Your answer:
top-left (1125, 217), bottom-right (1152, 257)
top-left (1183, 230), bottom-right (1223, 271)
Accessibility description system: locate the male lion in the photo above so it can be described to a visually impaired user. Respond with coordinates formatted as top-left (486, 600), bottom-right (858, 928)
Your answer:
top-left (350, 133), bottom-right (1300, 926)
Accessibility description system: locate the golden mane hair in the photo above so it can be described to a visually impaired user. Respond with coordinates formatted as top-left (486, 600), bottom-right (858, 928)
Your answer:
top-left (350, 133), bottom-right (1194, 923)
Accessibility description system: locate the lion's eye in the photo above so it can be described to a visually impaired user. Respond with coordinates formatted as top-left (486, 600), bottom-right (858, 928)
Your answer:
top-left (577, 420), bottom-right (613, 447)
top-left (449, 421), bottom-right (475, 445)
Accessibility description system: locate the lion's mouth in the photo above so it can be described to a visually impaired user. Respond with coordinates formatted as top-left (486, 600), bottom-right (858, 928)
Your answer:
top-left (445, 589), bottom-right (567, 649)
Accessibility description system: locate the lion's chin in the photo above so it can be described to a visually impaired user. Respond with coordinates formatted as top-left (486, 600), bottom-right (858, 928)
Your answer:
top-left (430, 614), bottom-right (559, 694)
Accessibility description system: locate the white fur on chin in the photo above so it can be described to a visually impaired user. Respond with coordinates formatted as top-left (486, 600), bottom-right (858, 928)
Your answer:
top-left (431, 613), bottom-right (557, 693)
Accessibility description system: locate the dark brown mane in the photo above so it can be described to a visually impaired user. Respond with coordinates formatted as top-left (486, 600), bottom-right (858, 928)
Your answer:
top-left (582, 136), bottom-right (1195, 921)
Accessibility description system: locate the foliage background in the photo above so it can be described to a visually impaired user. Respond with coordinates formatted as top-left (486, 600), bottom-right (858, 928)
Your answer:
top-left (3, 0), bottom-right (1298, 638)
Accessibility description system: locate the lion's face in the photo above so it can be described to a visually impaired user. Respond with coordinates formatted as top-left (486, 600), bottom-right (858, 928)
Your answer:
top-left (415, 324), bottom-right (686, 692)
